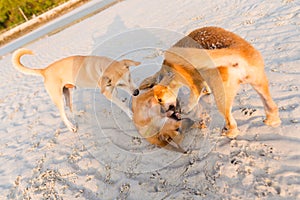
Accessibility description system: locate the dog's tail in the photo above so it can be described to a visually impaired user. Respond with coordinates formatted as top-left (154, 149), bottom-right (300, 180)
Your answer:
top-left (12, 48), bottom-right (43, 76)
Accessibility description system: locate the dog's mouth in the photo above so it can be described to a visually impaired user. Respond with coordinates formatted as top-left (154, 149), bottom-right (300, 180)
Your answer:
top-left (169, 111), bottom-right (181, 121)
top-left (160, 104), bottom-right (175, 113)
top-left (160, 104), bottom-right (182, 121)
top-left (167, 104), bottom-right (176, 112)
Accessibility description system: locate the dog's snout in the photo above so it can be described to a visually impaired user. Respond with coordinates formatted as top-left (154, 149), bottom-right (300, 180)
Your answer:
top-left (133, 89), bottom-right (139, 96)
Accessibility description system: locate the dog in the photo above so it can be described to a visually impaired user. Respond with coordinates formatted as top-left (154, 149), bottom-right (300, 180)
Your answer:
top-left (132, 74), bottom-right (194, 153)
top-left (139, 53), bottom-right (211, 114)
top-left (12, 48), bottom-right (140, 132)
top-left (139, 26), bottom-right (281, 138)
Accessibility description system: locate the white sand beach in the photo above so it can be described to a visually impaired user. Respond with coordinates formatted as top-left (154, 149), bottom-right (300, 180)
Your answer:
top-left (0, 0), bottom-right (299, 199)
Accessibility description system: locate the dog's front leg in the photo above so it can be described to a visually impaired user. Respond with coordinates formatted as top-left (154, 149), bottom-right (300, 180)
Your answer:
top-left (181, 91), bottom-right (199, 114)
top-left (111, 95), bottom-right (133, 119)
top-left (182, 82), bottom-right (211, 114)
top-left (103, 91), bottom-right (133, 119)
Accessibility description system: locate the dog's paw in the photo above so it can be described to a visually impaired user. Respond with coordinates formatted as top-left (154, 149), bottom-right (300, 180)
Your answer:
top-left (202, 86), bottom-right (211, 95)
top-left (222, 127), bottom-right (240, 139)
top-left (263, 117), bottom-right (281, 127)
top-left (68, 124), bottom-right (78, 133)
top-left (191, 120), bottom-right (207, 129)
top-left (181, 106), bottom-right (193, 115)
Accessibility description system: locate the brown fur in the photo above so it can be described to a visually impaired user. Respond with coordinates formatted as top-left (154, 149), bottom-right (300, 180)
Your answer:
top-left (139, 26), bottom-right (281, 138)
top-left (132, 84), bottom-right (193, 153)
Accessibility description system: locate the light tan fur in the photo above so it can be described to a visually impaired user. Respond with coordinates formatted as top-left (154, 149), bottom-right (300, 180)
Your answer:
top-left (132, 83), bottom-right (194, 153)
top-left (12, 48), bottom-right (141, 132)
top-left (139, 26), bottom-right (281, 138)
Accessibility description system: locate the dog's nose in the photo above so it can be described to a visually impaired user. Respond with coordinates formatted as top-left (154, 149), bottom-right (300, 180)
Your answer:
top-left (133, 89), bottom-right (139, 96)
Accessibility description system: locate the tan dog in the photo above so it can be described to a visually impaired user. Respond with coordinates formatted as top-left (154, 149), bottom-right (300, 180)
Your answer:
top-left (13, 48), bottom-right (140, 132)
top-left (139, 54), bottom-right (210, 114)
top-left (132, 82), bottom-right (194, 153)
top-left (140, 26), bottom-right (281, 138)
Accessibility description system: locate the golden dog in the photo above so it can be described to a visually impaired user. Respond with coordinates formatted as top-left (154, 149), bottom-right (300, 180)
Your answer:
top-left (13, 48), bottom-right (140, 132)
top-left (132, 76), bottom-right (194, 152)
top-left (140, 26), bottom-right (281, 138)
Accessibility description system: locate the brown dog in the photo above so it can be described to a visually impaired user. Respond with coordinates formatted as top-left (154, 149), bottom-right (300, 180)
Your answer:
top-left (139, 26), bottom-right (281, 138)
top-left (132, 78), bottom-right (194, 152)
top-left (13, 48), bottom-right (140, 132)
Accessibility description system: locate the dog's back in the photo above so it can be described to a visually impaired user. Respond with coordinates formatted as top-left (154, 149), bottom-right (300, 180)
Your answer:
top-left (174, 26), bottom-right (246, 49)
top-left (174, 26), bottom-right (263, 67)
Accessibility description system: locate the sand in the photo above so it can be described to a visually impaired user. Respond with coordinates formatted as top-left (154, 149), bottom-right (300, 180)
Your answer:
top-left (0, 0), bottom-right (299, 199)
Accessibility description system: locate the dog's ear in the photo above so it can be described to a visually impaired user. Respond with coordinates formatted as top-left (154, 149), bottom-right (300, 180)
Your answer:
top-left (153, 85), bottom-right (168, 102)
top-left (121, 59), bottom-right (141, 67)
top-left (159, 72), bottom-right (175, 85)
top-left (102, 76), bottom-right (112, 87)
top-left (139, 76), bottom-right (157, 90)
top-left (158, 133), bottom-right (186, 153)
top-left (100, 76), bottom-right (113, 94)
top-left (158, 134), bottom-right (173, 144)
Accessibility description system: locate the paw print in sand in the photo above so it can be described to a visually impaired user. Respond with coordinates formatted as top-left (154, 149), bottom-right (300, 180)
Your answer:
top-left (241, 107), bottom-right (257, 116)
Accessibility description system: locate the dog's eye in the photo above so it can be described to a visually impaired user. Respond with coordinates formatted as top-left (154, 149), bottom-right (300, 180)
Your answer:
top-left (106, 79), bottom-right (112, 86)
top-left (158, 98), bottom-right (162, 103)
top-left (166, 136), bottom-right (172, 143)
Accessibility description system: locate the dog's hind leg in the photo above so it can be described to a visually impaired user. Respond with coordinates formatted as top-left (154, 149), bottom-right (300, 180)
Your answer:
top-left (250, 72), bottom-right (281, 127)
top-left (63, 87), bottom-right (71, 111)
top-left (45, 81), bottom-right (77, 132)
top-left (63, 84), bottom-right (75, 112)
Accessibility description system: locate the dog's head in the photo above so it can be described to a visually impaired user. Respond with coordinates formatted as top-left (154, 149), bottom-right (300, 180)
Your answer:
top-left (156, 118), bottom-right (194, 153)
top-left (101, 59), bottom-right (141, 96)
top-left (153, 85), bottom-right (177, 113)
top-left (159, 118), bottom-right (184, 152)
top-left (144, 117), bottom-right (185, 153)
